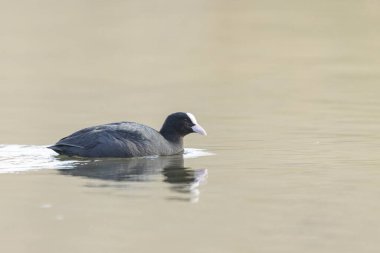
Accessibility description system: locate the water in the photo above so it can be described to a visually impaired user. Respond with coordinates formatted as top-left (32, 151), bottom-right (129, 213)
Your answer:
top-left (1, 0), bottom-right (380, 252)
top-left (0, 145), bottom-right (211, 172)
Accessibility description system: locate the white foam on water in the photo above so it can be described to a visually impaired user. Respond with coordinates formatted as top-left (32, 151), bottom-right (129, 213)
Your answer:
top-left (0, 145), bottom-right (213, 174)
top-left (183, 148), bottom-right (214, 159)
top-left (0, 145), bottom-right (83, 173)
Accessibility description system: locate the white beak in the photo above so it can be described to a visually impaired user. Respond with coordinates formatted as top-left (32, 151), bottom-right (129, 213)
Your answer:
top-left (191, 124), bottom-right (207, 136)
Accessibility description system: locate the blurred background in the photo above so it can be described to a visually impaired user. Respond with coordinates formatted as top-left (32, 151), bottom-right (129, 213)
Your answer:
top-left (1, 0), bottom-right (378, 145)
top-left (1, 0), bottom-right (380, 253)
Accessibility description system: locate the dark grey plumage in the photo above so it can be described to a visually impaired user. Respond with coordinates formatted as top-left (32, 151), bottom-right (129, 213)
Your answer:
top-left (48, 112), bottom-right (206, 158)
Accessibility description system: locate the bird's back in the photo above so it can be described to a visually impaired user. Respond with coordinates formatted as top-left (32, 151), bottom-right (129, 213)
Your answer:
top-left (49, 122), bottom-right (182, 157)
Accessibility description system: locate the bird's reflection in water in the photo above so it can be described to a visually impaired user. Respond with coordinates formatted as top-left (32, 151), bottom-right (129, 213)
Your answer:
top-left (58, 155), bottom-right (207, 202)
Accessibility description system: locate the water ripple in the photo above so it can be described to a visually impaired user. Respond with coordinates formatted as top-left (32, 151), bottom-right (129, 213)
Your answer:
top-left (0, 145), bottom-right (212, 173)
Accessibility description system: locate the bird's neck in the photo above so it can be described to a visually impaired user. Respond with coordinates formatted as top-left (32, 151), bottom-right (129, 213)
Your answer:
top-left (160, 129), bottom-right (183, 145)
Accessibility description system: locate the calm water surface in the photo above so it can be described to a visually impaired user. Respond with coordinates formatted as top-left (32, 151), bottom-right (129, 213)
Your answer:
top-left (1, 0), bottom-right (380, 253)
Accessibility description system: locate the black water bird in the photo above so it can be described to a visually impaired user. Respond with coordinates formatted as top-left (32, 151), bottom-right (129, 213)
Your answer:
top-left (48, 112), bottom-right (207, 158)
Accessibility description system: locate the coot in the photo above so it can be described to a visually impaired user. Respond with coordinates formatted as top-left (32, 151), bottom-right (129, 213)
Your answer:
top-left (48, 112), bottom-right (207, 158)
